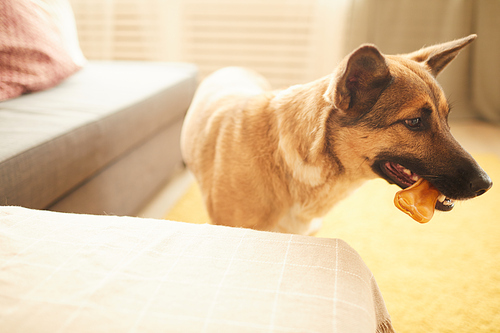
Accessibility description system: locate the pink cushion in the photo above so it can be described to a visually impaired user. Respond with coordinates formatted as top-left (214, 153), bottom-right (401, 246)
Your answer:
top-left (0, 0), bottom-right (84, 101)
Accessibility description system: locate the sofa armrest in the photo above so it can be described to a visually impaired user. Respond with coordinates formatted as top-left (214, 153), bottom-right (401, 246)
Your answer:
top-left (0, 206), bottom-right (394, 332)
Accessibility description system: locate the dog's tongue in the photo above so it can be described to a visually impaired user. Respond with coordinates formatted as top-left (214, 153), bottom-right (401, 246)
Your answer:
top-left (394, 178), bottom-right (441, 223)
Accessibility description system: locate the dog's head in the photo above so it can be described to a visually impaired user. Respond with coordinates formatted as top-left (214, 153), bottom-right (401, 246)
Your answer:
top-left (325, 35), bottom-right (492, 211)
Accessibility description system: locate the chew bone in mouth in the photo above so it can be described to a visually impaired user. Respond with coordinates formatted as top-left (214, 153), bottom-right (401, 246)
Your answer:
top-left (383, 162), bottom-right (455, 222)
top-left (395, 178), bottom-right (440, 223)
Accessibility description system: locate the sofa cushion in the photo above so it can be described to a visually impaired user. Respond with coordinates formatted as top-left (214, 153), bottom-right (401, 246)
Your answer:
top-left (48, 119), bottom-right (186, 216)
top-left (0, 0), bottom-right (85, 101)
top-left (0, 61), bottom-right (198, 210)
top-left (0, 206), bottom-right (395, 333)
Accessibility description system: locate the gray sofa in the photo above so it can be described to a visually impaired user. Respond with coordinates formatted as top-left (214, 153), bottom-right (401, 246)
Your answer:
top-left (0, 60), bottom-right (198, 216)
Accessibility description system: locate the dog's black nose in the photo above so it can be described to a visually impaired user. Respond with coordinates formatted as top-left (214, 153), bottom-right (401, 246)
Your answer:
top-left (470, 172), bottom-right (493, 197)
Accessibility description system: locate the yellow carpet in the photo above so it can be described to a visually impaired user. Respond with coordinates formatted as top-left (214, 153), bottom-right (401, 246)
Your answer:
top-left (165, 155), bottom-right (500, 333)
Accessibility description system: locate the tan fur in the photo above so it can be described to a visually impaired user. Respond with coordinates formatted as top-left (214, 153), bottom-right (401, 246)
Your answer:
top-left (181, 35), bottom-right (491, 234)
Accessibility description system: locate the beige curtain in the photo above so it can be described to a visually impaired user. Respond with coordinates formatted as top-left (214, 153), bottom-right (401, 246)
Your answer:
top-left (471, 0), bottom-right (500, 123)
top-left (305, 0), bottom-right (351, 82)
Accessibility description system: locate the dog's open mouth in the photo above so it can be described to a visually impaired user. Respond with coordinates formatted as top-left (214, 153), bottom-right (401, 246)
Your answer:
top-left (382, 161), bottom-right (455, 212)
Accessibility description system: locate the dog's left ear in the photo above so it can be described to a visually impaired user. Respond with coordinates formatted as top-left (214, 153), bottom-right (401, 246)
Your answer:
top-left (326, 44), bottom-right (391, 115)
top-left (405, 34), bottom-right (477, 77)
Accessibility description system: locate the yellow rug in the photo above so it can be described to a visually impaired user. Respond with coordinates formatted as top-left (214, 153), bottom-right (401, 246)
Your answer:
top-left (165, 155), bottom-right (500, 333)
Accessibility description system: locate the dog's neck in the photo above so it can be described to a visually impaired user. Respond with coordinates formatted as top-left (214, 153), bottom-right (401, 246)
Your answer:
top-left (269, 75), bottom-right (345, 186)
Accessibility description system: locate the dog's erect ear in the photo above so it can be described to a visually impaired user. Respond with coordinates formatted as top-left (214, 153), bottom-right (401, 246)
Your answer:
top-left (404, 34), bottom-right (477, 77)
top-left (327, 45), bottom-right (391, 114)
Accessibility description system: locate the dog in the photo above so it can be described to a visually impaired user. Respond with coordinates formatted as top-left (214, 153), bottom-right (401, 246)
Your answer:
top-left (181, 34), bottom-right (492, 235)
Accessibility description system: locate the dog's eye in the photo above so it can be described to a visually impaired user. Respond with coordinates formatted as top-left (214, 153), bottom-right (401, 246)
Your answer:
top-left (405, 118), bottom-right (422, 129)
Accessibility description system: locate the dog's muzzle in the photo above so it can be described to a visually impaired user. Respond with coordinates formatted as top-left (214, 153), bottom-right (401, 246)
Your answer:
top-left (380, 160), bottom-right (493, 212)
top-left (381, 161), bottom-right (457, 211)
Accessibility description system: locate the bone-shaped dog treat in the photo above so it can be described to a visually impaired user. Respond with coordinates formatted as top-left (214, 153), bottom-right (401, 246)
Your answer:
top-left (394, 178), bottom-right (440, 223)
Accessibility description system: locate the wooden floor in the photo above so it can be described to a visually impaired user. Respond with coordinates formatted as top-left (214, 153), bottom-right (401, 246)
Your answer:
top-left (138, 119), bottom-right (500, 219)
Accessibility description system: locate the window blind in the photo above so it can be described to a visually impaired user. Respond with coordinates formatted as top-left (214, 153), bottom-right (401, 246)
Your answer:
top-left (182, 0), bottom-right (314, 88)
top-left (70, 0), bottom-right (164, 61)
top-left (70, 0), bottom-right (318, 88)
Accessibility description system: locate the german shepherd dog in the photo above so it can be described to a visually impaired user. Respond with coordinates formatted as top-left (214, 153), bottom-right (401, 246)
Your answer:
top-left (181, 35), bottom-right (492, 235)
